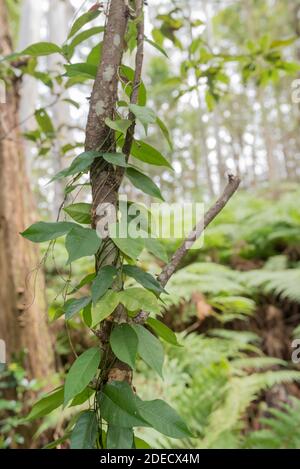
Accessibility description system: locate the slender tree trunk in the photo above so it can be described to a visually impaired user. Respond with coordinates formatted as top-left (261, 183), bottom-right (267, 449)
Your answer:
top-left (203, 1), bottom-right (227, 190)
top-left (48, 0), bottom-right (74, 217)
top-left (18, 0), bottom-right (43, 176)
top-left (274, 87), bottom-right (294, 180)
top-left (0, 0), bottom-right (55, 380)
top-left (259, 91), bottom-right (278, 182)
top-left (199, 121), bottom-right (215, 198)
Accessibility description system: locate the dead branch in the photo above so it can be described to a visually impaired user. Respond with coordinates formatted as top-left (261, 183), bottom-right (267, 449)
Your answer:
top-left (134, 174), bottom-right (241, 323)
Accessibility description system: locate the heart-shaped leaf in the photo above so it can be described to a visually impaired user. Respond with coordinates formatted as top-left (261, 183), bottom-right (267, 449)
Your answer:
top-left (91, 265), bottom-right (117, 305)
top-left (110, 324), bottom-right (138, 369)
top-left (64, 347), bottom-right (101, 405)
top-left (65, 226), bottom-right (101, 264)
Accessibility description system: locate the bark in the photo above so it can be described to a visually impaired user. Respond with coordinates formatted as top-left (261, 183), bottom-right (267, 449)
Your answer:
top-left (0, 0), bottom-right (55, 380)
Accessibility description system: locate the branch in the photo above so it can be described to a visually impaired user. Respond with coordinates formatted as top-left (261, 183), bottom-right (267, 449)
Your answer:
top-left (134, 174), bottom-right (241, 323)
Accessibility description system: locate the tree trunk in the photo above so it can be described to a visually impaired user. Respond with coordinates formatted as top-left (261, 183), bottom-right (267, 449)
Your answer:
top-left (0, 0), bottom-right (55, 380)
top-left (18, 0), bottom-right (43, 176)
top-left (259, 91), bottom-right (278, 182)
top-left (47, 0), bottom-right (74, 217)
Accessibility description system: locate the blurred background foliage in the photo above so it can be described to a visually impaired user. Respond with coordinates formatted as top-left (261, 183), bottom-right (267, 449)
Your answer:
top-left (1, 0), bottom-right (300, 449)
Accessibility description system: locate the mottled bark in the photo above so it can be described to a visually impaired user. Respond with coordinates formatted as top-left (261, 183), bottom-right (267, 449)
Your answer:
top-left (0, 0), bottom-right (55, 379)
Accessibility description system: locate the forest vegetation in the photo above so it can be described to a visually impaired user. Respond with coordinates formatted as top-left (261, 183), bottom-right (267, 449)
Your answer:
top-left (0, 0), bottom-right (300, 451)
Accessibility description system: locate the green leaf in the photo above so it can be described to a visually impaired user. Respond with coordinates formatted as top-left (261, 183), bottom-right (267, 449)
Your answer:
top-left (91, 266), bottom-right (117, 305)
top-left (50, 150), bottom-right (101, 181)
top-left (43, 434), bottom-right (70, 449)
top-left (82, 302), bottom-right (92, 327)
top-left (131, 140), bottom-right (171, 168)
top-left (205, 90), bottom-right (216, 111)
top-left (129, 104), bottom-right (156, 134)
top-left (64, 203), bottom-right (92, 224)
top-left (66, 75), bottom-right (92, 88)
top-left (111, 230), bottom-right (144, 260)
top-left (64, 347), bottom-right (101, 406)
top-left (69, 26), bottom-right (104, 51)
top-left (70, 411), bottom-right (98, 449)
top-left (22, 42), bottom-right (62, 56)
top-left (64, 297), bottom-right (91, 321)
top-left (119, 65), bottom-right (147, 105)
top-left (21, 221), bottom-right (75, 243)
top-left (87, 43), bottom-right (102, 65)
top-left (132, 324), bottom-right (164, 377)
top-left (107, 426), bottom-right (134, 449)
top-left (156, 117), bottom-right (173, 150)
top-left (110, 324), bottom-right (138, 369)
top-left (126, 167), bottom-right (164, 200)
top-left (65, 225), bottom-right (101, 264)
top-left (100, 381), bottom-right (148, 427)
top-left (101, 152), bottom-right (127, 167)
top-left (147, 318), bottom-right (181, 347)
top-left (145, 237), bottom-right (168, 263)
top-left (123, 265), bottom-right (165, 295)
top-left (119, 288), bottom-right (160, 314)
top-left (68, 10), bottom-right (102, 39)
top-left (64, 62), bottom-right (97, 79)
top-left (136, 397), bottom-right (192, 439)
top-left (25, 387), bottom-right (63, 421)
top-left (35, 109), bottom-right (54, 134)
top-left (68, 273), bottom-right (96, 295)
top-left (62, 98), bottom-right (80, 109)
top-left (91, 290), bottom-right (119, 327)
top-left (270, 37), bottom-right (297, 48)
top-left (70, 387), bottom-right (95, 407)
top-left (105, 118), bottom-right (132, 134)
top-left (134, 436), bottom-right (151, 449)
top-left (145, 36), bottom-right (168, 58)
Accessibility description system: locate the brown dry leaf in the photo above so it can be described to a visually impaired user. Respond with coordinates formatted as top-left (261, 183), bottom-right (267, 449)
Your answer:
top-left (191, 292), bottom-right (212, 322)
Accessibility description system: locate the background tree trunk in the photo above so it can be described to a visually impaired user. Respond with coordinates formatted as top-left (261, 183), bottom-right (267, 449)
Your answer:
top-left (47, 0), bottom-right (74, 217)
top-left (18, 0), bottom-right (43, 176)
top-left (0, 0), bottom-right (55, 380)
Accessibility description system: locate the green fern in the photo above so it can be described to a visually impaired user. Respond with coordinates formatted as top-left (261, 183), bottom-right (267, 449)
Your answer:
top-left (244, 397), bottom-right (300, 449)
top-left (242, 269), bottom-right (300, 303)
top-left (135, 331), bottom-right (300, 449)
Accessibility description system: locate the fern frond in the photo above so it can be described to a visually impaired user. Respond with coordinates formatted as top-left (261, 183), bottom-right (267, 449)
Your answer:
top-left (243, 269), bottom-right (300, 303)
top-left (245, 397), bottom-right (300, 449)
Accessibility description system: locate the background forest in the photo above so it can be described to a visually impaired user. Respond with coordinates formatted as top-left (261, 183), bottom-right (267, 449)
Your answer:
top-left (1, 0), bottom-right (300, 450)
